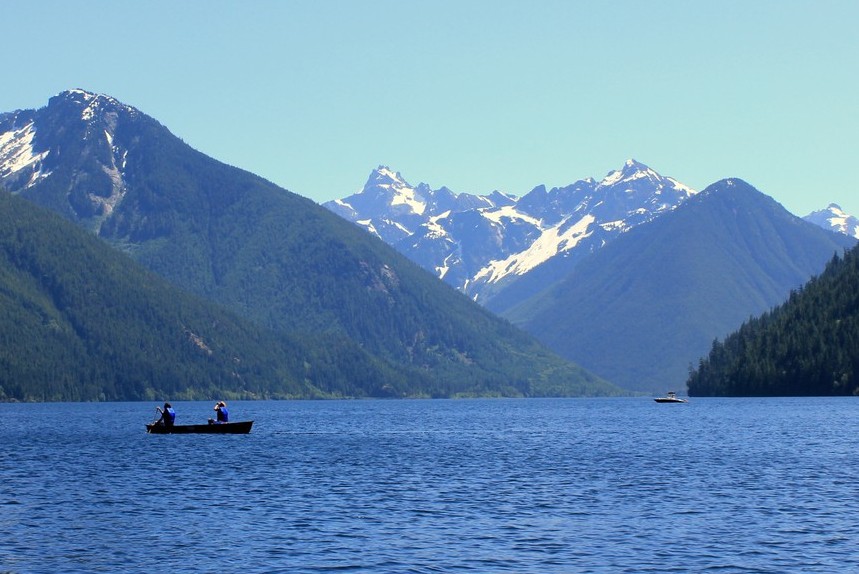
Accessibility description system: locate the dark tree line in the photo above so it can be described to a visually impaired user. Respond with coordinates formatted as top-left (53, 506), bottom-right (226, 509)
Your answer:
top-left (688, 246), bottom-right (859, 396)
top-left (0, 192), bottom-right (614, 401)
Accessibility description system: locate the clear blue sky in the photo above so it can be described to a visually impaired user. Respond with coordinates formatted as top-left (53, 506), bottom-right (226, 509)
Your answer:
top-left (3, 0), bottom-right (857, 216)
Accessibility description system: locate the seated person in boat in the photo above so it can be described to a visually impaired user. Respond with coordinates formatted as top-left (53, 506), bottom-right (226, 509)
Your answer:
top-left (209, 401), bottom-right (229, 424)
top-left (155, 402), bottom-right (176, 427)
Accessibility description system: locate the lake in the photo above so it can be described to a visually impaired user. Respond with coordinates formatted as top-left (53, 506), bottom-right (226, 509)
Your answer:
top-left (2, 397), bottom-right (859, 573)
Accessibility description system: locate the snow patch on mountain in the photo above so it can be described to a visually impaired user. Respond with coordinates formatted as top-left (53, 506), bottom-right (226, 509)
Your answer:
top-left (369, 166), bottom-right (428, 216)
top-left (0, 121), bottom-right (51, 186)
top-left (804, 204), bottom-right (859, 239)
top-left (0, 89), bottom-right (149, 229)
top-left (325, 161), bottom-right (698, 305)
top-left (598, 159), bottom-right (696, 196)
top-left (481, 205), bottom-right (542, 228)
top-left (424, 212), bottom-right (453, 240)
top-left (389, 219), bottom-right (412, 237)
top-left (390, 184), bottom-right (426, 216)
top-left (64, 89), bottom-right (138, 123)
top-left (600, 220), bottom-right (626, 232)
top-left (474, 214), bottom-right (596, 285)
top-left (437, 253), bottom-right (458, 280)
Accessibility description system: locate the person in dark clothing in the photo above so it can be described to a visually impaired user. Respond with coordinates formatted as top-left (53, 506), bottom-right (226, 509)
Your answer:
top-left (155, 402), bottom-right (176, 427)
top-left (213, 401), bottom-right (229, 423)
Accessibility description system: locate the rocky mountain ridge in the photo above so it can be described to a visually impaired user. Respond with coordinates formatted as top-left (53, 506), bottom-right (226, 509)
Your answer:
top-left (325, 160), bottom-right (697, 304)
top-left (506, 178), bottom-right (857, 392)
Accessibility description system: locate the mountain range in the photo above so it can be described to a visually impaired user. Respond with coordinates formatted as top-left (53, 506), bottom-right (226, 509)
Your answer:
top-left (0, 90), bottom-right (616, 400)
top-left (3, 89), bottom-right (855, 398)
top-left (508, 179), bottom-right (856, 392)
top-left (325, 164), bottom-right (858, 309)
top-left (325, 161), bottom-right (697, 306)
top-left (326, 166), bottom-right (856, 393)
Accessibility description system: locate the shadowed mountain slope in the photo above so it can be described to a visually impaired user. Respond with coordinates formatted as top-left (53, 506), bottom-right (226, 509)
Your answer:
top-left (506, 179), bottom-right (856, 393)
top-left (0, 91), bottom-right (615, 398)
top-left (688, 244), bottom-right (859, 396)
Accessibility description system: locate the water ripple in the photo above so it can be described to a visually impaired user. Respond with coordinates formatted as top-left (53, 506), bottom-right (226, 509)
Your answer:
top-left (3, 398), bottom-right (859, 572)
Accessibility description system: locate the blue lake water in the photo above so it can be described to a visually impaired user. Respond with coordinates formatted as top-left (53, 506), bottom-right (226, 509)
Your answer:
top-left (2, 397), bottom-right (859, 573)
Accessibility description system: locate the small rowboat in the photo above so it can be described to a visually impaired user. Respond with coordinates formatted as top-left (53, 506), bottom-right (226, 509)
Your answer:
top-left (146, 421), bottom-right (254, 434)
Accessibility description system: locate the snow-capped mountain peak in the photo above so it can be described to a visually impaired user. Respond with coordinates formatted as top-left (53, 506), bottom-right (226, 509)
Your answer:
top-left (50, 89), bottom-right (139, 131)
top-left (325, 167), bottom-right (526, 245)
top-left (369, 165), bottom-right (407, 187)
top-left (364, 166), bottom-right (428, 216)
top-left (597, 158), bottom-right (694, 196)
top-left (325, 161), bottom-right (699, 304)
top-left (803, 203), bottom-right (859, 239)
top-left (63, 88), bottom-right (100, 108)
top-left (0, 89), bottom-right (146, 226)
top-left (598, 158), bottom-right (652, 187)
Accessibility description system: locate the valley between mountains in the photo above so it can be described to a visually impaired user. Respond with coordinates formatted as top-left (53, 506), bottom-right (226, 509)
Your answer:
top-left (325, 164), bottom-right (857, 392)
top-left (1, 90), bottom-right (856, 399)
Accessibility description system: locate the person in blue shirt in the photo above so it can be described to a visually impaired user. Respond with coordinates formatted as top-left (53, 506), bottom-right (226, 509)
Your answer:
top-left (213, 401), bottom-right (229, 423)
top-left (155, 402), bottom-right (176, 427)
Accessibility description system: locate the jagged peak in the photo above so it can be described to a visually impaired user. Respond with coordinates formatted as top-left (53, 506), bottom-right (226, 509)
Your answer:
top-left (56, 88), bottom-right (114, 107)
top-left (59, 88), bottom-right (98, 101)
top-left (373, 164), bottom-right (399, 177)
top-left (363, 166), bottom-right (411, 192)
top-left (489, 189), bottom-right (518, 201)
top-left (50, 89), bottom-right (138, 123)
top-left (598, 159), bottom-right (657, 188)
top-left (622, 158), bottom-right (649, 172)
top-left (603, 161), bottom-right (645, 185)
top-left (595, 159), bottom-right (696, 197)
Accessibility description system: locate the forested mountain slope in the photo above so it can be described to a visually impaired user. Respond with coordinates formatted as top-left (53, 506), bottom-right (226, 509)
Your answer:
top-left (688, 245), bottom-right (859, 396)
top-left (0, 91), bottom-right (615, 398)
top-left (0, 192), bottom-right (409, 401)
top-left (506, 179), bottom-right (856, 393)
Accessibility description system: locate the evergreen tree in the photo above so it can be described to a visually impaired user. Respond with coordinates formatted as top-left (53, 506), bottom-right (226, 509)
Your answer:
top-left (688, 247), bottom-right (859, 396)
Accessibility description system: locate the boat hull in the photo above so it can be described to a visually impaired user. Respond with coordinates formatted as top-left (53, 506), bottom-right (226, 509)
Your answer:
top-left (654, 398), bottom-right (687, 403)
top-left (146, 421), bottom-right (254, 434)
